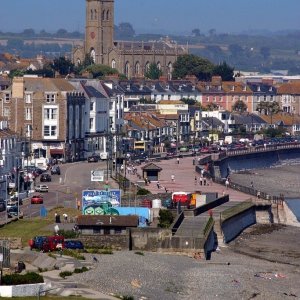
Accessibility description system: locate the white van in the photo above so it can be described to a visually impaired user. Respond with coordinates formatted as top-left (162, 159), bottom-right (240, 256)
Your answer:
top-left (100, 152), bottom-right (108, 160)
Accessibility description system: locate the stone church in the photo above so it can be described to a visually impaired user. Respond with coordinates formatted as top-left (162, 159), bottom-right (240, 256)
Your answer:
top-left (73, 0), bottom-right (188, 79)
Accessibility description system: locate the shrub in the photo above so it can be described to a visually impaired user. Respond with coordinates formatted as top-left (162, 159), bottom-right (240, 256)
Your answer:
top-left (158, 209), bottom-right (174, 228)
top-left (58, 230), bottom-right (79, 239)
top-left (2, 272), bottom-right (44, 285)
top-left (134, 251), bottom-right (144, 256)
top-left (86, 247), bottom-right (113, 254)
top-left (137, 188), bottom-right (150, 195)
top-left (74, 266), bottom-right (89, 274)
top-left (59, 271), bottom-right (73, 278)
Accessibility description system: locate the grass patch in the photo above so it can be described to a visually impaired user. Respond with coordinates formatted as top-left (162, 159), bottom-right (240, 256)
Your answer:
top-left (134, 251), bottom-right (144, 256)
top-left (221, 201), bottom-right (255, 222)
top-left (62, 249), bottom-right (85, 260)
top-left (0, 207), bottom-right (80, 247)
top-left (86, 248), bottom-right (113, 255)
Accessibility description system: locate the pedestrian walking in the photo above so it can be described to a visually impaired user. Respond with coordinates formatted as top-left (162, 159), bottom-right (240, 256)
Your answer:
top-left (63, 213), bottom-right (68, 223)
top-left (225, 178), bottom-right (229, 189)
top-left (171, 174), bottom-right (175, 183)
top-left (192, 158), bottom-right (195, 165)
top-left (165, 186), bottom-right (168, 193)
top-left (76, 199), bottom-right (81, 211)
top-left (194, 176), bottom-right (197, 185)
top-left (157, 181), bottom-right (160, 189)
top-left (203, 177), bottom-right (207, 186)
top-left (177, 157), bottom-right (180, 164)
top-left (251, 181), bottom-right (254, 189)
top-left (199, 176), bottom-right (203, 186)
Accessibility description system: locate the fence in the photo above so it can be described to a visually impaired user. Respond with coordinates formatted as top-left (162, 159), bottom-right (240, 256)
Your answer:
top-left (0, 240), bottom-right (10, 268)
top-left (213, 177), bottom-right (284, 204)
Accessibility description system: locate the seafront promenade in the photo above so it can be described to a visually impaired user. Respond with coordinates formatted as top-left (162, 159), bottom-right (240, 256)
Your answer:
top-left (126, 154), bottom-right (252, 202)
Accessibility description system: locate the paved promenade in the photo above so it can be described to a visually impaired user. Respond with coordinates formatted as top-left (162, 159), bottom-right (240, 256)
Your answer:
top-left (126, 155), bottom-right (252, 202)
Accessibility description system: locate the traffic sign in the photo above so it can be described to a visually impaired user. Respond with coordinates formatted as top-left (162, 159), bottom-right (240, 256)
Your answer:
top-left (91, 170), bottom-right (104, 182)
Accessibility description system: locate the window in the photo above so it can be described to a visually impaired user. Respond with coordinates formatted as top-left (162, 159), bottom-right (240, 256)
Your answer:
top-left (89, 118), bottom-right (94, 130)
top-left (46, 93), bottom-right (56, 103)
top-left (111, 60), bottom-right (116, 69)
top-left (3, 108), bottom-right (10, 117)
top-left (104, 228), bottom-right (110, 235)
top-left (115, 228), bottom-right (122, 234)
top-left (90, 102), bottom-right (95, 111)
top-left (25, 108), bottom-right (32, 120)
top-left (5, 93), bottom-right (10, 102)
top-left (25, 93), bottom-right (32, 103)
top-left (44, 108), bottom-right (57, 120)
top-left (44, 125), bottom-right (57, 137)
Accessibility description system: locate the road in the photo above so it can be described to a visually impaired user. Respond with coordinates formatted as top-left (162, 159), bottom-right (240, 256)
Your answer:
top-left (18, 160), bottom-right (117, 219)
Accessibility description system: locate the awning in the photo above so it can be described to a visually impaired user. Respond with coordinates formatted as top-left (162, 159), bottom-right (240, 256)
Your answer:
top-left (50, 149), bottom-right (64, 155)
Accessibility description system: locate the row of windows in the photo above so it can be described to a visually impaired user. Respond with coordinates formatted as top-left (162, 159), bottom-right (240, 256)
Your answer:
top-left (90, 9), bottom-right (110, 21)
top-left (3, 93), bottom-right (57, 103)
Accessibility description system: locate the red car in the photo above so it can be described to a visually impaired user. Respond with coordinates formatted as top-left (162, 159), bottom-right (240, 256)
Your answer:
top-left (31, 195), bottom-right (43, 204)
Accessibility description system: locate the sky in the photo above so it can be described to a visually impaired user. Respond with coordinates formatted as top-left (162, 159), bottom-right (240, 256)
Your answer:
top-left (0, 0), bottom-right (300, 35)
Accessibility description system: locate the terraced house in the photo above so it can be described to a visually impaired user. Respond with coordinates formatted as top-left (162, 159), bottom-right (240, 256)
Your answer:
top-left (0, 76), bottom-right (86, 162)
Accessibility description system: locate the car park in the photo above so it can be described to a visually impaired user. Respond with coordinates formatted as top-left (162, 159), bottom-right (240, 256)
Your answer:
top-left (40, 173), bottom-right (51, 182)
top-left (51, 165), bottom-right (61, 175)
top-left (31, 195), bottom-right (43, 204)
top-left (64, 240), bottom-right (84, 250)
top-left (35, 185), bottom-right (49, 193)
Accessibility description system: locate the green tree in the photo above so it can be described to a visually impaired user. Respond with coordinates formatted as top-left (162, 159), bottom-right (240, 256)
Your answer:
top-left (232, 100), bottom-right (248, 113)
top-left (21, 28), bottom-right (35, 37)
top-left (158, 209), bottom-right (174, 228)
top-left (172, 54), bottom-right (214, 81)
top-left (205, 103), bottom-right (218, 111)
top-left (84, 64), bottom-right (118, 78)
top-left (9, 69), bottom-right (26, 78)
top-left (212, 61), bottom-right (234, 81)
top-left (145, 63), bottom-right (162, 80)
top-left (56, 29), bottom-right (68, 38)
top-left (192, 28), bottom-right (201, 37)
top-left (181, 98), bottom-right (196, 106)
top-left (51, 56), bottom-right (74, 76)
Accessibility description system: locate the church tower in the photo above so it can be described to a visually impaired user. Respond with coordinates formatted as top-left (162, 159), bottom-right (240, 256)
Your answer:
top-left (85, 0), bottom-right (114, 64)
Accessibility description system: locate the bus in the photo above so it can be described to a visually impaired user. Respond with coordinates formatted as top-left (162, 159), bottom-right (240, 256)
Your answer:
top-left (134, 141), bottom-right (151, 152)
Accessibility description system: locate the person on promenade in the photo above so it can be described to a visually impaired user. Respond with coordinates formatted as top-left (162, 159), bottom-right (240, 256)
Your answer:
top-left (194, 176), bottom-right (197, 185)
top-left (171, 174), bottom-right (175, 183)
top-left (199, 176), bottom-right (203, 186)
top-left (225, 178), bottom-right (229, 189)
top-left (177, 157), bottom-right (180, 164)
top-left (203, 177), bottom-right (207, 186)
top-left (157, 181), bottom-right (160, 189)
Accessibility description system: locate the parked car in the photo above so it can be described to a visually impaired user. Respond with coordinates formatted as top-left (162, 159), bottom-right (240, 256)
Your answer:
top-left (51, 165), bottom-right (61, 175)
top-left (35, 185), bottom-right (49, 193)
top-left (7, 206), bottom-right (23, 218)
top-left (64, 240), bottom-right (84, 250)
top-left (29, 236), bottom-right (47, 250)
top-left (40, 174), bottom-right (51, 182)
top-left (41, 236), bottom-right (64, 252)
top-left (87, 154), bottom-right (100, 163)
top-left (31, 195), bottom-right (43, 204)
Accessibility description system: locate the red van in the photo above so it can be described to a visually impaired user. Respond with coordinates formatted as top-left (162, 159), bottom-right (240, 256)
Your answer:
top-left (41, 236), bottom-right (64, 252)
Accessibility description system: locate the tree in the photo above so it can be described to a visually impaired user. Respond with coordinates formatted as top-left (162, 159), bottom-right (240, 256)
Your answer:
top-left (21, 28), bottom-right (35, 37)
top-left (192, 28), bottom-right (201, 37)
top-left (51, 56), bottom-right (74, 76)
top-left (56, 29), bottom-right (68, 38)
top-left (158, 209), bottom-right (174, 228)
top-left (116, 22), bottom-right (135, 39)
top-left (260, 47), bottom-right (271, 60)
top-left (206, 103), bottom-right (218, 111)
top-left (181, 98), bottom-right (196, 106)
top-left (172, 54), bottom-right (214, 81)
top-left (145, 63), bottom-right (162, 80)
top-left (256, 101), bottom-right (281, 125)
top-left (212, 61), bottom-right (234, 81)
top-left (228, 44), bottom-right (244, 57)
top-left (208, 28), bottom-right (216, 37)
top-left (232, 100), bottom-right (247, 113)
top-left (84, 64), bottom-right (118, 78)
